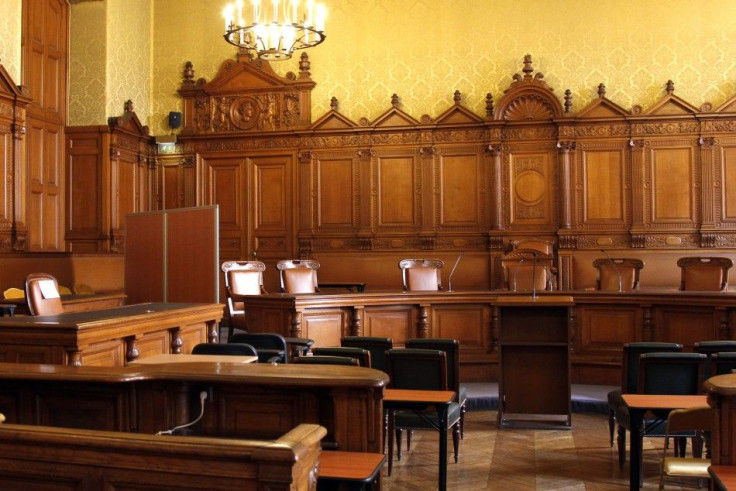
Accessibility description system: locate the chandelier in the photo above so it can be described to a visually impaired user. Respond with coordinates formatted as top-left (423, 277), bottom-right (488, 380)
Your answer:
top-left (223, 0), bottom-right (327, 61)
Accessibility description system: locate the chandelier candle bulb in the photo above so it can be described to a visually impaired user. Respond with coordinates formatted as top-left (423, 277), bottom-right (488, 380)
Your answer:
top-left (223, 0), bottom-right (326, 60)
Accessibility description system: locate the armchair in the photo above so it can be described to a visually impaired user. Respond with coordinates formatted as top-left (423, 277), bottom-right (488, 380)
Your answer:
top-left (398, 259), bottom-right (444, 291)
top-left (24, 273), bottom-right (64, 316)
top-left (276, 259), bottom-right (320, 294)
top-left (677, 256), bottom-right (733, 291)
top-left (592, 258), bottom-right (644, 291)
top-left (221, 260), bottom-right (267, 341)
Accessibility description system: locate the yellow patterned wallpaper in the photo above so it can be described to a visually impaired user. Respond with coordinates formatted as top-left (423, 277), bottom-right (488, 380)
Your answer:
top-left (68, 0), bottom-right (736, 135)
top-left (69, 1), bottom-right (107, 125)
top-left (0, 0), bottom-right (22, 83)
top-left (69, 0), bottom-right (151, 126)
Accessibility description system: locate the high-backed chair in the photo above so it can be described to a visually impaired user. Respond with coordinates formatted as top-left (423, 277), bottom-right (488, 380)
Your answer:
top-left (191, 342), bottom-right (258, 357)
top-left (593, 258), bottom-right (644, 291)
top-left (229, 332), bottom-right (288, 363)
top-left (384, 348), bottom-right (462, 475)
top-left (341, 336), bottom-right (393, 373)
top-left (501, 248), bottom-right (555, 291)
top-left (311, 347), bottom-right (371, 367)
top-left (398, 259), bottom-right (444, 291)
top-left (405, 338), bottom-right (467, 438)
top-left (24, 273), bottom-right (64, 316)
top-left (658, 406), bottom-right (713, 490)
top-left (510, 237), bottom-right (555, 256)
top-left (694, 340), bottom-right (736, 378)
top-left (712, 352), bottom-right (736, 376)
top-left (292, 355), bottom-right (359, 366)
top-left (677, 256), bottom-right (733, 291)
top-left (221, 260), bottom-right (267, 340)
top-left (276, 259), bottom-right (320, 294)
top-left (608, 342), bottom-right (683, 467)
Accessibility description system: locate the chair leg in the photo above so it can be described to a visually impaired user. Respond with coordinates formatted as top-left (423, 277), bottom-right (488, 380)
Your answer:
top-left (227, 324), bottom-right (234, 343)
top-left (452, 422), bottom-right (460, 463)
top-left (692, 433), bottom-right (704, 458)
top-left (608, 409), bottom-right (615, 447)
top-left (406, 429), bottom-right (412, 451)
top-left (396, 428), bottom-right (403, 461)
top-left (460, 402), bottom-right (466, 439)
top-left (617, 424), bottom-right (626, 469)
top-left (387, 410), bottom-right (395, 476)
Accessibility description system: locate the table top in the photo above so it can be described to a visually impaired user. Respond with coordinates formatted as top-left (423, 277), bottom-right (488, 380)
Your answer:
top-left (318, 451), bottom-right (386, 482)
top-left (130, 354), bottom-right (258, 365)
top-left (384, 388), bottom-right (455, 404)
top-left (622, 394), bottom-right (708, 410)
top-left (709, 465), bottom-right (736, 491)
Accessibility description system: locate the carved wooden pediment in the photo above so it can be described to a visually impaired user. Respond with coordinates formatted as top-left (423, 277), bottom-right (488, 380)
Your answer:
top-left (311, 97), bottom-right (359, 130)
top-left (371, 94), bottom-right (420, 128)
top-left (432, 90), bottom-right (485, 126)
top-left (108, 100), bottom-right (150, 137)
top-left (178, 52), bottom-right (316, 136)
top-left (494, 55), bottom-right (564, 121)
top-left (643, 80), bottom-right (700, 116)
top-left (576, 84), bottom-right (630, 119)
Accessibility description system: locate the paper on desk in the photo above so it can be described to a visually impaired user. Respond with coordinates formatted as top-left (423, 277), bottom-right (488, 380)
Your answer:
top-left (39, 280), bottom-right (60, 299)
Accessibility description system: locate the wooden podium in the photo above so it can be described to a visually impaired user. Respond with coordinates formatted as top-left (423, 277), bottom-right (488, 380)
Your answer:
top-left (496, 295), bottom-right (574, 429)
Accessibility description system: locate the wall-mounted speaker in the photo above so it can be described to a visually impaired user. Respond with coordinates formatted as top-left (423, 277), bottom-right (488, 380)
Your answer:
top-left (168, 111), bottom-right (182, 129)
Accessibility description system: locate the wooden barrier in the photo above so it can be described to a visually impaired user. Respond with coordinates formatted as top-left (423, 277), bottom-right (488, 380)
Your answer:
top-left (0, 422), bottom-right (325, 490)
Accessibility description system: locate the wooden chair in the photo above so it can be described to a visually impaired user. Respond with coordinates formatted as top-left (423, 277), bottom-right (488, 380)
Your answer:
top-left (510, 237), bottom-right (555, 256)
top-left (398, 259), bottom-right (444, 291)
top-left (405, 338), bottom-right (467, 438)
top-left (229, 332), bottom-right (288, 363)
top-left (191, 342), bottom-right (258, 357)
top-left (311, 347), bottom-right (371, 367)
top-left (24, 273), bottom-right (64, 316)
top-left (276, 259), bottom-right (320, 294)
top-left (501, 248), bottom-right (555, 291)
top-left (385, 348), bottom-right (462, 475)
top-left (694, 340), bottom-right (736, 378)
top-left (677, 257), bottom-right (733, 291)
top-left (221, 260), bottom-right (267, 340)
top-left (593, 258), bottom-right (644, 291)
top-left (658, 406), bottom-right (713, 490)
top-left (292, 355), bottom-right (359, 366)
top-left (341, 336), bottom-right (393, 373)
top-left (608, 342), bottom-right (683, 467)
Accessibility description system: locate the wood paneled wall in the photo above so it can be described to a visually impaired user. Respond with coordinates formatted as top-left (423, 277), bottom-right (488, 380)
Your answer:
top-left (167, 53), bottom-right (736, 293)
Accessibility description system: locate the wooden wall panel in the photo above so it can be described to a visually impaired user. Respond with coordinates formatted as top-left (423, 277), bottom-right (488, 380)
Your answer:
top-left (377, 154), bottom-right (419, 229)
top-left (251, 155), bottom-right (292, 259)
top-left (438, 152), bottom-right (485, 228)
top-left (722, 146), bottom-right (736, 221)
top-left (317, 157), bottom-right (355, 228)
top-left (583, 150), bottom-right (624, 222)
top-left (204, 156), bottom-right (244, 258)
top-left (651, 147), bottom-right (695, 221)
top-left (508, 150), bottom-right (556, 228)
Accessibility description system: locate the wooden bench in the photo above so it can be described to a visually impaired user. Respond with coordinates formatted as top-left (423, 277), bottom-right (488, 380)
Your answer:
top-left (318, 451), bottom-right (386, 490)
top-left (0, 422), bottom-right (325, 490)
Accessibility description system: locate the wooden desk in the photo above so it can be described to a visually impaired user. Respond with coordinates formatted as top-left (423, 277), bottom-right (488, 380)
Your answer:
top-left (0, 302), bottom-right (223, 366)
top-left (0, 361), bottom-right (387, 454)
top-left (0, 291), bottom-right (126, 315)
top-left (621, 394), bottom-right (708, 490)
top-left (129, 353), bottom-right (257, 365)
top-left (238, 289), bottom-right (736, 384)
top-left (709, 465), bottom-right (736, 490)
top-left (384, 388), bottom-right (455, 491)
top-left (318, 451), bottom-right (386, 490)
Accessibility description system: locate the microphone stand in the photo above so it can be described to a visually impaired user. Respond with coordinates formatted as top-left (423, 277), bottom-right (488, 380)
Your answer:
top-left (512, 256), bottom-right (526, 292)
top-left (531, 251), bottom-right (538, 300)
top-left (447, 251), bottom-right (464, 292)
top-left (600, 249), bottom-right (622, 292)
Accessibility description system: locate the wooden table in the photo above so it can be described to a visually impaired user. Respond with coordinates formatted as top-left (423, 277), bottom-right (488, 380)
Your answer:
top-left (621, 394), bottom-right (708, 489)
top-left (0, 302), bottom-right (223, 366)
top-left (709, 465), bottom-right (736, 490)
top-left (384, 388), bottom-right (455, 491)
top-left (0, 291), bottom-right (126, 315)
top-left (318, 451), bottom-right (386, 490)
top-left (129, 353), bottom-right (257, 365)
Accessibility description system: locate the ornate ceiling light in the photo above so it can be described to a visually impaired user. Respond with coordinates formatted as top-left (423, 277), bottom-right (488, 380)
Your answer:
top-left (223, 0), bottom-right (326, 61)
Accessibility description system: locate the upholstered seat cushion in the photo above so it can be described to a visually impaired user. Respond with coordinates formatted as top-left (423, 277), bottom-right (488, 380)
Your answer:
top-left (406, 268), bottom-right (440, 291)
top-left (662, 456), bottom-right (710, 477)
top-left (684, 265), bottom-right (723, 291)
top-left (284, 269), bottom-right (317, 293)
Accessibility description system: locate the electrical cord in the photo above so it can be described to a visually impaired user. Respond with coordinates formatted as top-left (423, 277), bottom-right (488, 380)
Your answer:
top-left (155, 390), bottom-right (208, 436)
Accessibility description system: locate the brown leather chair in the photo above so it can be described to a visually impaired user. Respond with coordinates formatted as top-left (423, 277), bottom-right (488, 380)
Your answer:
top-left (593, 258), bottom-right (644, 291)
top-left (276, 259), bottom-right (320, 293)
top-left (398, 259), bottom-right (444, 291)
top-left (24, 273), bottom-right (64, 316)
top-left (510, 237), bottom-right (555, 256)
top-left (677, 256), bottom-right (733, 291)
top-left (501, 248), bottom-right (555, 291)
top-left (221, 260), bottom-right (267, 341)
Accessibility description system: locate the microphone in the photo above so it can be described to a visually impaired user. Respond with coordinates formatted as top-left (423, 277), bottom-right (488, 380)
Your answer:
top-left (512, 256), bottom-right (526, 292)
top-left (156, 390), bottom-right (208, 436)
top-left (600, 249), bottom-right (622, 292)
top-left (447, 251), bottom-right (464, 292)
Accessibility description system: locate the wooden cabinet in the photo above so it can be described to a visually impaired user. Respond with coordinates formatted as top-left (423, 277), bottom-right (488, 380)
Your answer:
top-left (65, 103), bottom-right (156, 252)
top-left (497, 296), bottom-right (574, 428)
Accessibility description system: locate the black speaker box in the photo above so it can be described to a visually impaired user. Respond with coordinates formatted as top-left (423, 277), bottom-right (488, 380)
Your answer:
top-left (168, 111), bottom-right (182, 129)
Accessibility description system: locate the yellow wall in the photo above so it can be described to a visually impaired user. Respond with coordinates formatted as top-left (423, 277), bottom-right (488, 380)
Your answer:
top-left (0, 0), bottom-right (22, 83)
top-left (69, 0), bottom-right (152, 126)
